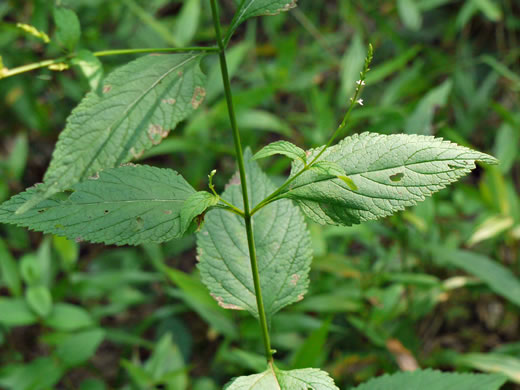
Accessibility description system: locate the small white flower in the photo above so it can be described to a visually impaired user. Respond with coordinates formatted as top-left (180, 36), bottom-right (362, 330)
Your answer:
top-left (356, 80), bottom-right (366, 86)
top-left (356, 99), bottom-right (363, 106)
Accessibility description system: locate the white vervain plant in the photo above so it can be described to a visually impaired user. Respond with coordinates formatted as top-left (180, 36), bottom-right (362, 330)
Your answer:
top-left (0, 1), bottom-right (504, 389)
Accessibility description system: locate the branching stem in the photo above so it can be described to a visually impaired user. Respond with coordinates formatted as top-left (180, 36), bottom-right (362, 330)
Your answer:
top-left (209, 0), bottom-right (273, 363)
top-left (0, 47), bottom-right (219, 79)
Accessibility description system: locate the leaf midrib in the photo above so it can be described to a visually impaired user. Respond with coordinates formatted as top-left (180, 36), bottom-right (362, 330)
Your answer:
top-left (78, 54), bottom-right (199, 181)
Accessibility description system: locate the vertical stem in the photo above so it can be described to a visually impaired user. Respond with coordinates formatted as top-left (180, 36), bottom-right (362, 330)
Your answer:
top-left (209, 0), bottom-right (273, 363)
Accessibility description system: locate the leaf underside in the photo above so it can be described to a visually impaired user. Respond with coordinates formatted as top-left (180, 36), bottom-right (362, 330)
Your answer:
top-left (353, 369), bottom-right (506, 390)
top-left (224, 364), bottom-right (339, 390)
top-left (197, 149), bottom-right (312, 321)
top-left (0, 165), bottom-right (195, 246)
top-left (18, 53), bottom-right (206, 213)
top-left (253, 140), bottom-right (307, 163)
top-left (283, 132), bottom-right (497, 226)
top-left (228, 0), bottom-right (298, 39)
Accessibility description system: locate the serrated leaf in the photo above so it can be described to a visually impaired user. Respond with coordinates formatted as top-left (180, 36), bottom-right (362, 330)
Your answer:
top-left (352, 369), bottom-right (506, 390)
top-left (227, 0), bottom-right (297, 42)
top-left (224, 363), bottom-right (338, 390)
top-left (0, 165), bottom-right (195, 246)
top-left (197, 150), bottom-right (312, 321)
top-left (17, 53), bottom-right (206, 214)
top-left (253, 141), bottom-right (307, 163)
top-left (53, 7), bottom-right (81, 51)
top-left (180, 191), bottom-right (219, 235)
top-left (281, 132), bottom-right (497, 226)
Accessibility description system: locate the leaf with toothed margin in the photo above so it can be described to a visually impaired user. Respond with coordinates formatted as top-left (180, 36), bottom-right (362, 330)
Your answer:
top-left (0, 165), bottom-right (195, 246)
top-left (280, 132), bottom-right (498, 226)
top-left (196, 149), bottom-right (312, 322)
top-left (17, 53), bottom-right (206, 214)
top-left (224, 363), bottom-right (339, 390)
top-left (227, 0), bottom-right (298, 42)
top-left (352, 369), bottom-right (506, 390)
top-left (253, 140), bottom-right (307, 163)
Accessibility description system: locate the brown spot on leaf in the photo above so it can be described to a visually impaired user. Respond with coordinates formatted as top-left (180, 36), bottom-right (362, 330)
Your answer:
top-left (163, 210), bottom-right (172, 215)
top-left (290, 274), bottom-right (300, 286)
top-left (102, 85), bottom-right (111, 93)
top-left (147, 124), bottom-right (169, 145)
top-left (211, 294), bottom-right (244, 310)
top-left (130, 147), bottom-right (144, 160)
top-left (191, 86), bottom-right (206, 109)
top-left (89, 172), bottom-right (100, 180)
top-left (162, 98), bottom-right (176, 105)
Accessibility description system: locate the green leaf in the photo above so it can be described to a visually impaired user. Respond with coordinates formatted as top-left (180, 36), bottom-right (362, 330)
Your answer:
top-left (25, 285), bottom-right (53, 318)
top-left (164, 267), bottom-right (238, 338)
top-left (253, 141), bottom-right (307, 163)
top-left (456, 353), bottom-right (520, 383)
top-left (55, 328), bottom-right (105, 367)
top-left (228, 0), bottom-right (297, 41)
top-left (291, 317), bottom-right (331, 369)
top-left (173, 0), bottom-right (201, 46)
top-left (0, 165), bottom-right (196, 246)
top-left (19, 254), bottom-right (41, 286)
top-left (71, 50), bottom-right (104, 92)
top-left (0, 297), bottom-right (38, 326)
top-left (53, 7), bottom-right (81, 51)
top-left (224, 363), bottom-right (338, 389)
top-left (282, 132), bottom-right (497, 226)
top-left (405, 79), bottom-right (452, 135)
top-left (144, 333), bottom-right (187, 387)
top-left (44, 303), bottom-right (94, 331)
top-left (340, 33), bottom-right (366, 101)
top-left (0, 357), bottom-right (64, 390)
top-left (180, 191), bottom-right (219, 235)
top-left (433, 248), bottom-right (520, 307)
top-left (0, 238), bottom-right (22, 296)
top-left (397, 0), bottom-right (423, 31)
top-left (353, 369), bottom-right (506, 389)
top-left (197, 150), bottom-right (312, 321)
top-left (16, 53), bottom-right (205, 214)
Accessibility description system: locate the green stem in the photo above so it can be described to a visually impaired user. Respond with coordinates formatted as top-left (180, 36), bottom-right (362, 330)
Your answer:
top-left (209, 0), bottom-right (273, 363)
top-left (0, 47), bottom-right (219, 79)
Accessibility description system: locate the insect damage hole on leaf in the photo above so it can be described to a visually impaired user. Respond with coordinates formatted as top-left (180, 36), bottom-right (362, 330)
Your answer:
top-left (390, 172), bottom-right (404, 182)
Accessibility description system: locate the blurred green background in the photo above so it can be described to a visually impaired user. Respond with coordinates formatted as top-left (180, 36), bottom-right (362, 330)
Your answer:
top-left (0, 0), bottom-right (519, 389)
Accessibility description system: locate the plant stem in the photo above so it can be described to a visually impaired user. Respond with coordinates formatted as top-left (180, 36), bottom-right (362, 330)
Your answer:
top-left (0, 47), bottom-right (219, 79)
top-left (209, 0), bottom-right (273, 363)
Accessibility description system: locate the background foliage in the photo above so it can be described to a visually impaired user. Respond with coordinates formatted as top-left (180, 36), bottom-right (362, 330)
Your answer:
top-left (0, 0), bottom-right (519, 388)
